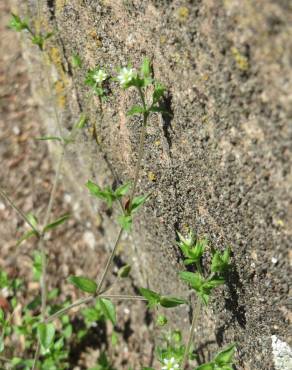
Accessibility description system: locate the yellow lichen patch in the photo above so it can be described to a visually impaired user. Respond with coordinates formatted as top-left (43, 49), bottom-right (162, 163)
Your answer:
top-left (160, 35), bottom-right (167, 44)
top-left (55, 0), bottom-right (67, 15)
top-left (54, 80), bottom-right (66, 108)
top-left (231, 47), bottom-right (249, 71)
top-left (155, 140), bottom-right (161, 146)
top-left (148, 171), bottom-right (157, 182)
top-left (177, 6), bottom-right (189, 21)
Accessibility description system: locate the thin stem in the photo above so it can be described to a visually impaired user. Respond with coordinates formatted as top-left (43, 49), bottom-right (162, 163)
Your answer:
top-left (0, 187), bottom-right (41, 236)
top-left (102, 294), bottom-right (146, 301)
top-left (45, 294), bottom-right (146, 323)
top-left (130, 115), bottom-right (147, 201)
top-left (46, 296), bottom-right (94, 323)
top-left (129, 86), bottom-right (148, 201)
top-left (32, 341), bottom-right (40, 370)
top-left (42, 148), bottom-right (65, 228)
top-left (95, 227), bottom-right (124, 293)
top-left (181, 299), bottom-right (201, 369)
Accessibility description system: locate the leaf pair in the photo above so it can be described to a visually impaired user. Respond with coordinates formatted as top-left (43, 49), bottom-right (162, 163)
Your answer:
top-left (179, 272), bottom-right (225, 305)
top-left (139, 287), bottom-right (186, 309)
top-left (86, 180), bottom-right (131, 208)
top-left (211, 248), bottom-right (231, 274)
top-left (177, 231), bottom-right (207, 265)
top-left (196, 344), bottom-right (236, 370)
top-left (118, 194), bottom-right (149, 231)
top-left (68, 276), bottom-right (116, 324)
top-left (9, 13), bottom-right (29, 32)
top-left (17, 213), bottom-right (70, 246)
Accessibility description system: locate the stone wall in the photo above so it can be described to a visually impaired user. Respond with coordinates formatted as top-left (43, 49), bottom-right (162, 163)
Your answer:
top-left (18, 1), bottom-right (292, 369)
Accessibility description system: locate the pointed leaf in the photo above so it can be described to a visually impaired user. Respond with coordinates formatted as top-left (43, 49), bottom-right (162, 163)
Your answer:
top-left (152, 83), bottom-right (165, 104)
top-left (43, 214), bottom-right (70, 232)
top-left (117, 214), bottom-right (132, 231)
top-left (130, 194), bottom-right (149, 213)
top-left (214, 344), bottom-right (236, 366)
top-left (179, 271), bottom-right (204, 291)
top-left (141, 58), bottom-right (151, 78)
top-left (159, 296), bottom-right (187, 308)
top-left (139, 287), bottom-right (161, 308)
top-left (114, 182), bottom-right (131, 198)
top-left (99, 298), bottom-right (116, 325)
top-left (35, 136), bottom-right (62, 141)
top-left (127, 105), bottom-right (146, 116)
top-left (37, 323), bottom-right (55, 349)
top-left (195, 363), bottom-right (214, 370)
top-left (118, 264), bottom-right (131, 278)
top-left (16, 230), bottom-right (38, 246)
top-left (68, 276), bottom-right (97, 294)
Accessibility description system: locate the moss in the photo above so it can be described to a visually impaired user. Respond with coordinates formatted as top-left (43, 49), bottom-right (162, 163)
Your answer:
top-left (231, 47), bottom-right (249, 71)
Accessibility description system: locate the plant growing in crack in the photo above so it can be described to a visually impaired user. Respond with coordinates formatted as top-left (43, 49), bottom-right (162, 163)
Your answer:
top-left (1, 7), bottom-right (239, 370)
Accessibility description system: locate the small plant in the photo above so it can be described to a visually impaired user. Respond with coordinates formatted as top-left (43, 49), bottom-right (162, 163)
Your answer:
top-left (1, 8), bottom-right (239, 369)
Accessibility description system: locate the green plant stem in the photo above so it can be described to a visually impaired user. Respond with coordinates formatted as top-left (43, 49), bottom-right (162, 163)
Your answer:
top-left (32, 341), bottom-right (40, 370)
top-left (46, 296), bottom-right (94, 323)
top-left (95, 227), bottom-right (124, 293)
top-left (181, 298), bottom-right (201, 369)
top-left (0, 187), bottom-right (41, 236)
top-left (45, 294), bottom-right (146, 323)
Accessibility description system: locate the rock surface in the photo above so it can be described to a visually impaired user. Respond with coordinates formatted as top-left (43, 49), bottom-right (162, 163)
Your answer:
top-left (15, 0), bottom-right (292, 369)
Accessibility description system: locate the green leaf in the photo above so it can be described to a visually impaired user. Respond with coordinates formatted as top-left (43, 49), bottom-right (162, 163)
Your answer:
top-left (0, 308), bottom-right (4, 324)
top-left (139, 287), bottom-right (161, 308)
top-left (16, 230), bottom-right (38, 246)
top-left (204, 277), bottom-right (225, 290)
top-left (149, 106), bottom-right (170, 116)
top-left (214, 344), bottom-right (236, 366)
top-left (71, 53), bottom-right (82, 68)
top-left (118, 264), bottom-right (131, 278)
top-left (127, 105), bottom-right (146, 116)
top-left (74, 114), bottom-right (87, 130)
top-left (86, 180), bottom-right (115, 208)
top-left (117, 214), bottom-right (132, 231)
top-left (195, 363), bottom-right (214, 370)
top-left (159, 296), bottom-right (187, 308)
top-left (37, 323), bottom-right (55, 349)
top-left (156, 314), bottom-right (168, 326)
top-left (35, 136), bottom-right (62, 142)
top-left (99, 298), bottom-right (116, 325)
top-left (43, 214), bottom-right (70, 232)
top-left (68, 276), bottom-right (97, 294)
top-left (152, 83), bottom-right (165, 104)
top-left (130, 194), bottom-right (148, 213)
top-left (179, 271), bottom-right (204, 291)
top-left (9, 13), bottom-right (28, 32)
top-left (141, 58), bottom-right (151, 78)
top-left (27, 213), bottom-right (38, 227)
top-left (114, 182), bottom-right (131, 198)
top-left (33, 251), bottom-right (42, 281)
top-left (0, 336), bottom-right (4, 352)
top-left (211, 248), bottom-right (231, 273)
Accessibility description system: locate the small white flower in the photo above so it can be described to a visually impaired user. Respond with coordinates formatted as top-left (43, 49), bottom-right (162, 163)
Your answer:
top-left (161, 357), bottom-right (180, 370)
top-left (93, 69), bottom-right (107, 84)
top-left (117, 67), bottom-right (136, 86)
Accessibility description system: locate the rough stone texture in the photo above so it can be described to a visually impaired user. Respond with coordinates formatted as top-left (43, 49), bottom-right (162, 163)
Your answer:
top-left (15, 0), bottom-right (292, 369)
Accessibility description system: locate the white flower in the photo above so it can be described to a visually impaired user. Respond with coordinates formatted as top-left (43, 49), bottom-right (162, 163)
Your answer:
top-left (117, 67), bottom-right (136, 86)
top-left (93, 69), bottom-right (107, 84)
top-left (161, 357), bottom-right (180, 370)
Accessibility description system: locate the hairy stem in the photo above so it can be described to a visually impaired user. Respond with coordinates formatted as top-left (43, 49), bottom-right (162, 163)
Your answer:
top-left (0, 187), bottom-right (40, 236)
top-left (181, 299), bottom-right (201, 369)
top-left (95, 227), bottom-right (124, 293)
top-left (45, 294), bottom-right (146, 323)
